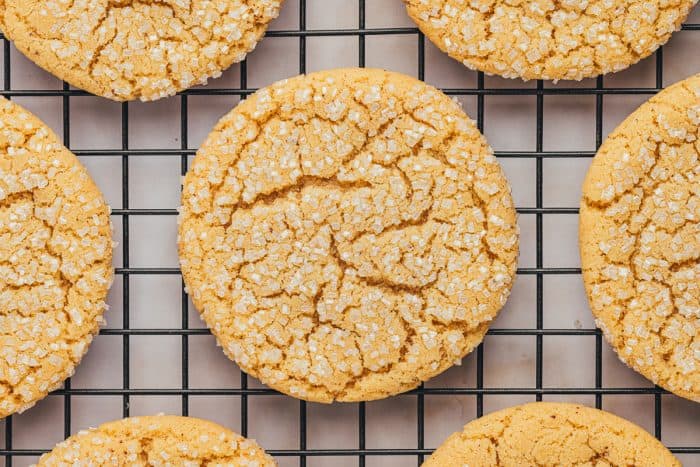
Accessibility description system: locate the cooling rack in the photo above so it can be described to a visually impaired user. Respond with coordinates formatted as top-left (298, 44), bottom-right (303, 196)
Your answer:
top-left (1, 1), bottom-right (699, 466)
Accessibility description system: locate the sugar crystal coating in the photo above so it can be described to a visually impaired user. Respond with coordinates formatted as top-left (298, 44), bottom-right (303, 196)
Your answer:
top-left (580, 74), bottom-right (700, 402)
top-left (404, 0), bottom-right (698, 81)
top-left (36, 415), bottom-right (276, 466)
top-left (0, 0), bottom-right (282, 101)
top-left (179, 68), bottom-right (519, 402)
top-left (425, 402), bottom-right (680, 466)
top-left (0, 97), bottom-right (113, 418)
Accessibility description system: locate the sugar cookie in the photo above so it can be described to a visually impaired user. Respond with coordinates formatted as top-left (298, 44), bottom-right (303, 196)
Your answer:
top-left (179, 68), bottom-right (519, 403)
top-left (0, 97), bottom-right (113, 417)
top-left (37, 415), bottom-right (276, 466)
top-left (0, 0), bottom-right (283, 101)
top-left (425, 402), bottom-right (680, 466)
top-left (404, 0), bottom-right (698, 81)
top-left (580, 74), bottom-right (700, 402)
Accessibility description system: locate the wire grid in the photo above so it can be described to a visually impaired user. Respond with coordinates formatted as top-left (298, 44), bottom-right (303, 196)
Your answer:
top-left (0, 1), bottom-right (699, 465)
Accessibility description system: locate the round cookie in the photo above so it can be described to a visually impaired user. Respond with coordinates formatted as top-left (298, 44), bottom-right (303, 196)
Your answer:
top-left (0, 0), bottom-right (283, 101)
top-left (0, 97), bottom-right (113, 417)
top-left (179, 68), bottom-right (519, 403)
top-left (580, 74), bottom-right (700, 402)
top-left (424, 402), bottom-right (680, 466)
top-left (404, 0), bottom-right (698, 81)
top-left (37, 415), bottom-right (276, 465)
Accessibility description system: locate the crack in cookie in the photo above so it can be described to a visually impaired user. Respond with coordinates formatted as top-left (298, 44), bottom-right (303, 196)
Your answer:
top-left (0, 0), bottom-right (282, 101)
top-left (179, 68), bottom-right (519, 403)
top-left (404, 0), bottom-right (697, 81)
top-left (580, 74), bottom-right (700, 402)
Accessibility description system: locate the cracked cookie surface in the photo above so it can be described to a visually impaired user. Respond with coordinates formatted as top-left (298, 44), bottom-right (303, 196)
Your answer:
top-left (0, 0), bottom-right (282, 101)
top-left (580, 75), bottom-right (700, 401)
top-left (179, 68), bottom-right (519, 403)
top-left (404, 0), bottom-right (697, 81)
top-left (37, 415), bottom-right (276, 466)
top-left (0, 97), bottom-right (113, 418)
top-left (424, 402), bottom-right (680, 466)
top-left (580, 74), bottom-right (700, 402)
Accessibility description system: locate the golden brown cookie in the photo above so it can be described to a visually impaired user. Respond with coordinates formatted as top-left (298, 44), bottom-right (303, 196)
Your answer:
top-left (0, 0), bottom-right (283, 101)
top-left (404, 0), bottom-right (698, 81)
top-left (36, 415), bottom-right (276, 466)
top-left (580, 74), bottom-right (700, 402)
top-left (0, 97), bottom-right (113, 418)
top-left (424, 402), bottom-right (680, 466)
top-left (179, 68), bottom-right (519, 403)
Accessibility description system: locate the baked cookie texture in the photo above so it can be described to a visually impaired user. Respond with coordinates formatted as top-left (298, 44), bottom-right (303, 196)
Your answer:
top-left (36, 415), bottom-right (276, 466)
top-left (0, 97), bottom-right (113, 418)
top-left (0, 0), bottom-right (282, 101)
top-left (179, 68), bottom-right (519, 403)
top-left (404, 0), bottom-right (698, 81)
top-left (424, 402), bottom-right (680, 466)
top-left (580, 74), bottom-right (700, 402)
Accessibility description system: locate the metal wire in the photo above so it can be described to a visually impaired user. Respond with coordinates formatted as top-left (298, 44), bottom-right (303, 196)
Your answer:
top-left (1, 3), bottom-right (700, 465)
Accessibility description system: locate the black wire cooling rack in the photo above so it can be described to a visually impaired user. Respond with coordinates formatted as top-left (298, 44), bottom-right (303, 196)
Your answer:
top-left (1, 1), bottom-right (699, 466)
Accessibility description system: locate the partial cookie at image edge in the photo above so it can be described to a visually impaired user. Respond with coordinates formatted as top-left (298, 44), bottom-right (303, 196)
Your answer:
top-left (35, 415), bottom-right (276, 466)
top-left (0, 96), bottom-right (113, 418)
top-left (580, 74), bottom-right (700, 402)
top-left (424, 402), bottom-right (681, 466)
top-left (404, 0), bottom-right (698, 81)
top-left (0, 0), bottom-right (283, 101)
